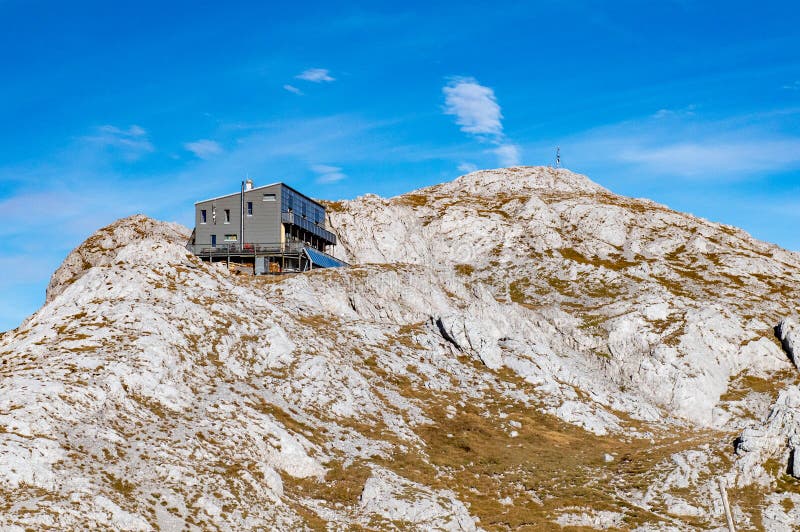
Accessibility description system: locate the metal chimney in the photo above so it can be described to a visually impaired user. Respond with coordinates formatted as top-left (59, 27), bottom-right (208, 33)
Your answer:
top-left (240, 180), bottom-right (245, 249)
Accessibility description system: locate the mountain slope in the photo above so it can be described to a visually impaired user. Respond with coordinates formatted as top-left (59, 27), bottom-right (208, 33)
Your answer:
top-left (1, 167), bottom-right (799, 530)
top-left (328, 167), bottom-right (800, 426)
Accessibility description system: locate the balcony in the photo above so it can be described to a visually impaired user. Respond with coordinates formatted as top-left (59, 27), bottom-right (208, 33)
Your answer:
top-left (186, 241), bottom-right (305, 256)
top-left (281, 212), bottom-right (337, 245)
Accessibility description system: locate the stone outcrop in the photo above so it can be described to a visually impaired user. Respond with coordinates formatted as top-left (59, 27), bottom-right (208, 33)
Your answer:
top-left (45, 214), bottom-right (190, 304)
top-left (777, 317), bottom-right (800, 368)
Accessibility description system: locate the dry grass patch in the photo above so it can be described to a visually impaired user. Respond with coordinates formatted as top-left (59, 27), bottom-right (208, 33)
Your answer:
top-left (397, 193), bottom-right (433, 208)
top-left (359, 363), bottom-right (725, 530)
top-left (509, 278), bottom-right (531, 304)
top-left (560, 248), bottom-right (640, 272)
top-left (384, 392), bottom-right (713, 529)
top-left (287, 460), bottom-right (372, 507)
top-left (454, 263), bottom-right (475, 276)
top-left (721, 369), bottom-right (798, 403)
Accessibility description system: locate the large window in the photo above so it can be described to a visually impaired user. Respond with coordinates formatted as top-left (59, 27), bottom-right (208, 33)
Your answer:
top-left (201, 209), bottom-right (207, 223)
top-left (263, 193), bottom-right (276, 202)
top-left (224, 209), bottom-right (231, 223)
top-left (224, 234), bottom-right (238, 242)
top-left (281, 187), bottom-right (326, 227)
top-left (247, 202), bottom-right (253, 216)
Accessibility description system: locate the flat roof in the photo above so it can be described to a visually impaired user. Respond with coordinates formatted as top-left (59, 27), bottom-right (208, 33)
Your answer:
top-left (194, 182), bottom-right (326, 208)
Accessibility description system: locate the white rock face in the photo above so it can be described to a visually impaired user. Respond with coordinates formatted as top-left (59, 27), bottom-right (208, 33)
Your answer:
top-left (358, 468), bottom-right (477, 530)
top-left (328, 166), bottom-right (799, 428)
top-left (555, 509), bottom-right (625, 528)
top-left (736, 385), bottom-right (800, 484)
top-left (1, 167), bottom-right (800, 529)
top-left (777, 317), bottom-right (800, 368)
top-left (763, 493), bottom-right (800, 531)
top-left (45, 214), bottom-right (189, 304)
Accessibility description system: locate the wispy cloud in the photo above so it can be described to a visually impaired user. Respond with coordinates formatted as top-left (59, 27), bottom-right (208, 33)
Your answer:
top-left (652, 104), bottom-right (697, 119)
top-left (617, 139), bottom-right (800, 177)
top-left (296, 68), bottom-right (335, 83)
top-left (443, 77), bottom-right (503, 137)
top-left (311, 164), bottom-right (346, 184)
top-left (561, 110), bottom-right (800, 179)
top-left (493, 144), bottom-right (521, 166)
top-left (782, 81), bottom-right (800, 91)
top-left (457, 162), bottom-right (478, 173)
top-left (443, 77), bottom-right (522, 168)
top-left (283, 84), bottom-right (303, 95)
top-left (84, 125), bottom-right (153, 161)
top-left (184, 139), bottom-right (223, 160)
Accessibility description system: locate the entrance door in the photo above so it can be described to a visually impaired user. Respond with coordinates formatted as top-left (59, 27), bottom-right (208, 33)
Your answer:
top-left (211, 234), bottom-right (217, 247)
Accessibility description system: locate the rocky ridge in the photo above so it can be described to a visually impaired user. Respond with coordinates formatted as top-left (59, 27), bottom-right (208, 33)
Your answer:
top-left (1, 166), bottom-right (799, 530)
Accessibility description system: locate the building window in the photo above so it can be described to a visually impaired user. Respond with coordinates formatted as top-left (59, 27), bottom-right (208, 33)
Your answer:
top-left (263, 193), bottom-right (276, 202)
top-left (247, 202), bottom-right (253, 216)
top-left (201, 209), bottom-right (207, 223)
top-left (224, 234), bottom-right (238, 242)
top-left (224, 209), bottom-right (231, 223)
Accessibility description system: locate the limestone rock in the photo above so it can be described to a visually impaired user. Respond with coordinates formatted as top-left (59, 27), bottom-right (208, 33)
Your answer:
top-left (735, 385), bottom-right (800, 484)
top-left (358, 468), bottom-right (477, 531)
top-left (776, 317), bottom-right (800, 368)
top-left (3, 167), bottom-right (800, 529)
top-left (45, 214), bottom-right (190, 304)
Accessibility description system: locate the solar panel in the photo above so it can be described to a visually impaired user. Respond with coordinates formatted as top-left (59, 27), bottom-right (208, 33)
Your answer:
top-left (303, 247), bottom-right (348, 269)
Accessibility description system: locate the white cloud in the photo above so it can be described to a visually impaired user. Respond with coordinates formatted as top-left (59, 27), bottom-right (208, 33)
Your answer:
top-left (617, 139), bottom-right (800, 177)
top-left (283, 84), bottom-right (303, 95)
top-left (296, 68), bottom-right (335, 83)
top-left (311, 164), bottom-right (346, 184)
top-left (493, 144), bottom-right (521, 166)
top-left (457, 162), bottom-right (478, 173)
top-left (652, 104), bottom-right (696, 119)
top-left (563, 111), bottom-right (800, 179)
top-left (443, 77), bottom-right (523, 168)
top-left (86, 125), bottom-right (153, 160)
top-left (782, 81), bottom-right (800, 91)
top-left (184, 139), bottom-right (223, 160)
top-left (443, 77), bottom-right (503, 137)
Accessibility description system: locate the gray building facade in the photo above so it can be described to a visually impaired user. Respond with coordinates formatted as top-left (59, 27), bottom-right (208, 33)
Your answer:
top-left (191, 181), bottom-right (336, 252)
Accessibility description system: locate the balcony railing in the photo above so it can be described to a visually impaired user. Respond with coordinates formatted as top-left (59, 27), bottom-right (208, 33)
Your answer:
top-left (281, 212), bottom-right (337, 244)
top-left (187, 242), bottom-right (306, 256)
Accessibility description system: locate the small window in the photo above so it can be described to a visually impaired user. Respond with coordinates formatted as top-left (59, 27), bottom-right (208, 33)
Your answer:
top-left (224, 234), bottom-right (238, 242)
top-left (263, 193), bottom-right (276, 202)
top-left (201, 209), bottom-right (207, 223)
top-left (247, 202), bottom-right (253, 216)
top-left (224, 209), bottom-right (231, 223)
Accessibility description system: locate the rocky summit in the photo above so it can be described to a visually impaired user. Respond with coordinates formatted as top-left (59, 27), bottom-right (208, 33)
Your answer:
top-left (2, 166), bottom-right (800, 530)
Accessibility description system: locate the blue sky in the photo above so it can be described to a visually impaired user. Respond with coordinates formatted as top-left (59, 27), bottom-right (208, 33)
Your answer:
top-left (1, 0), bottom-right (799, 331)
